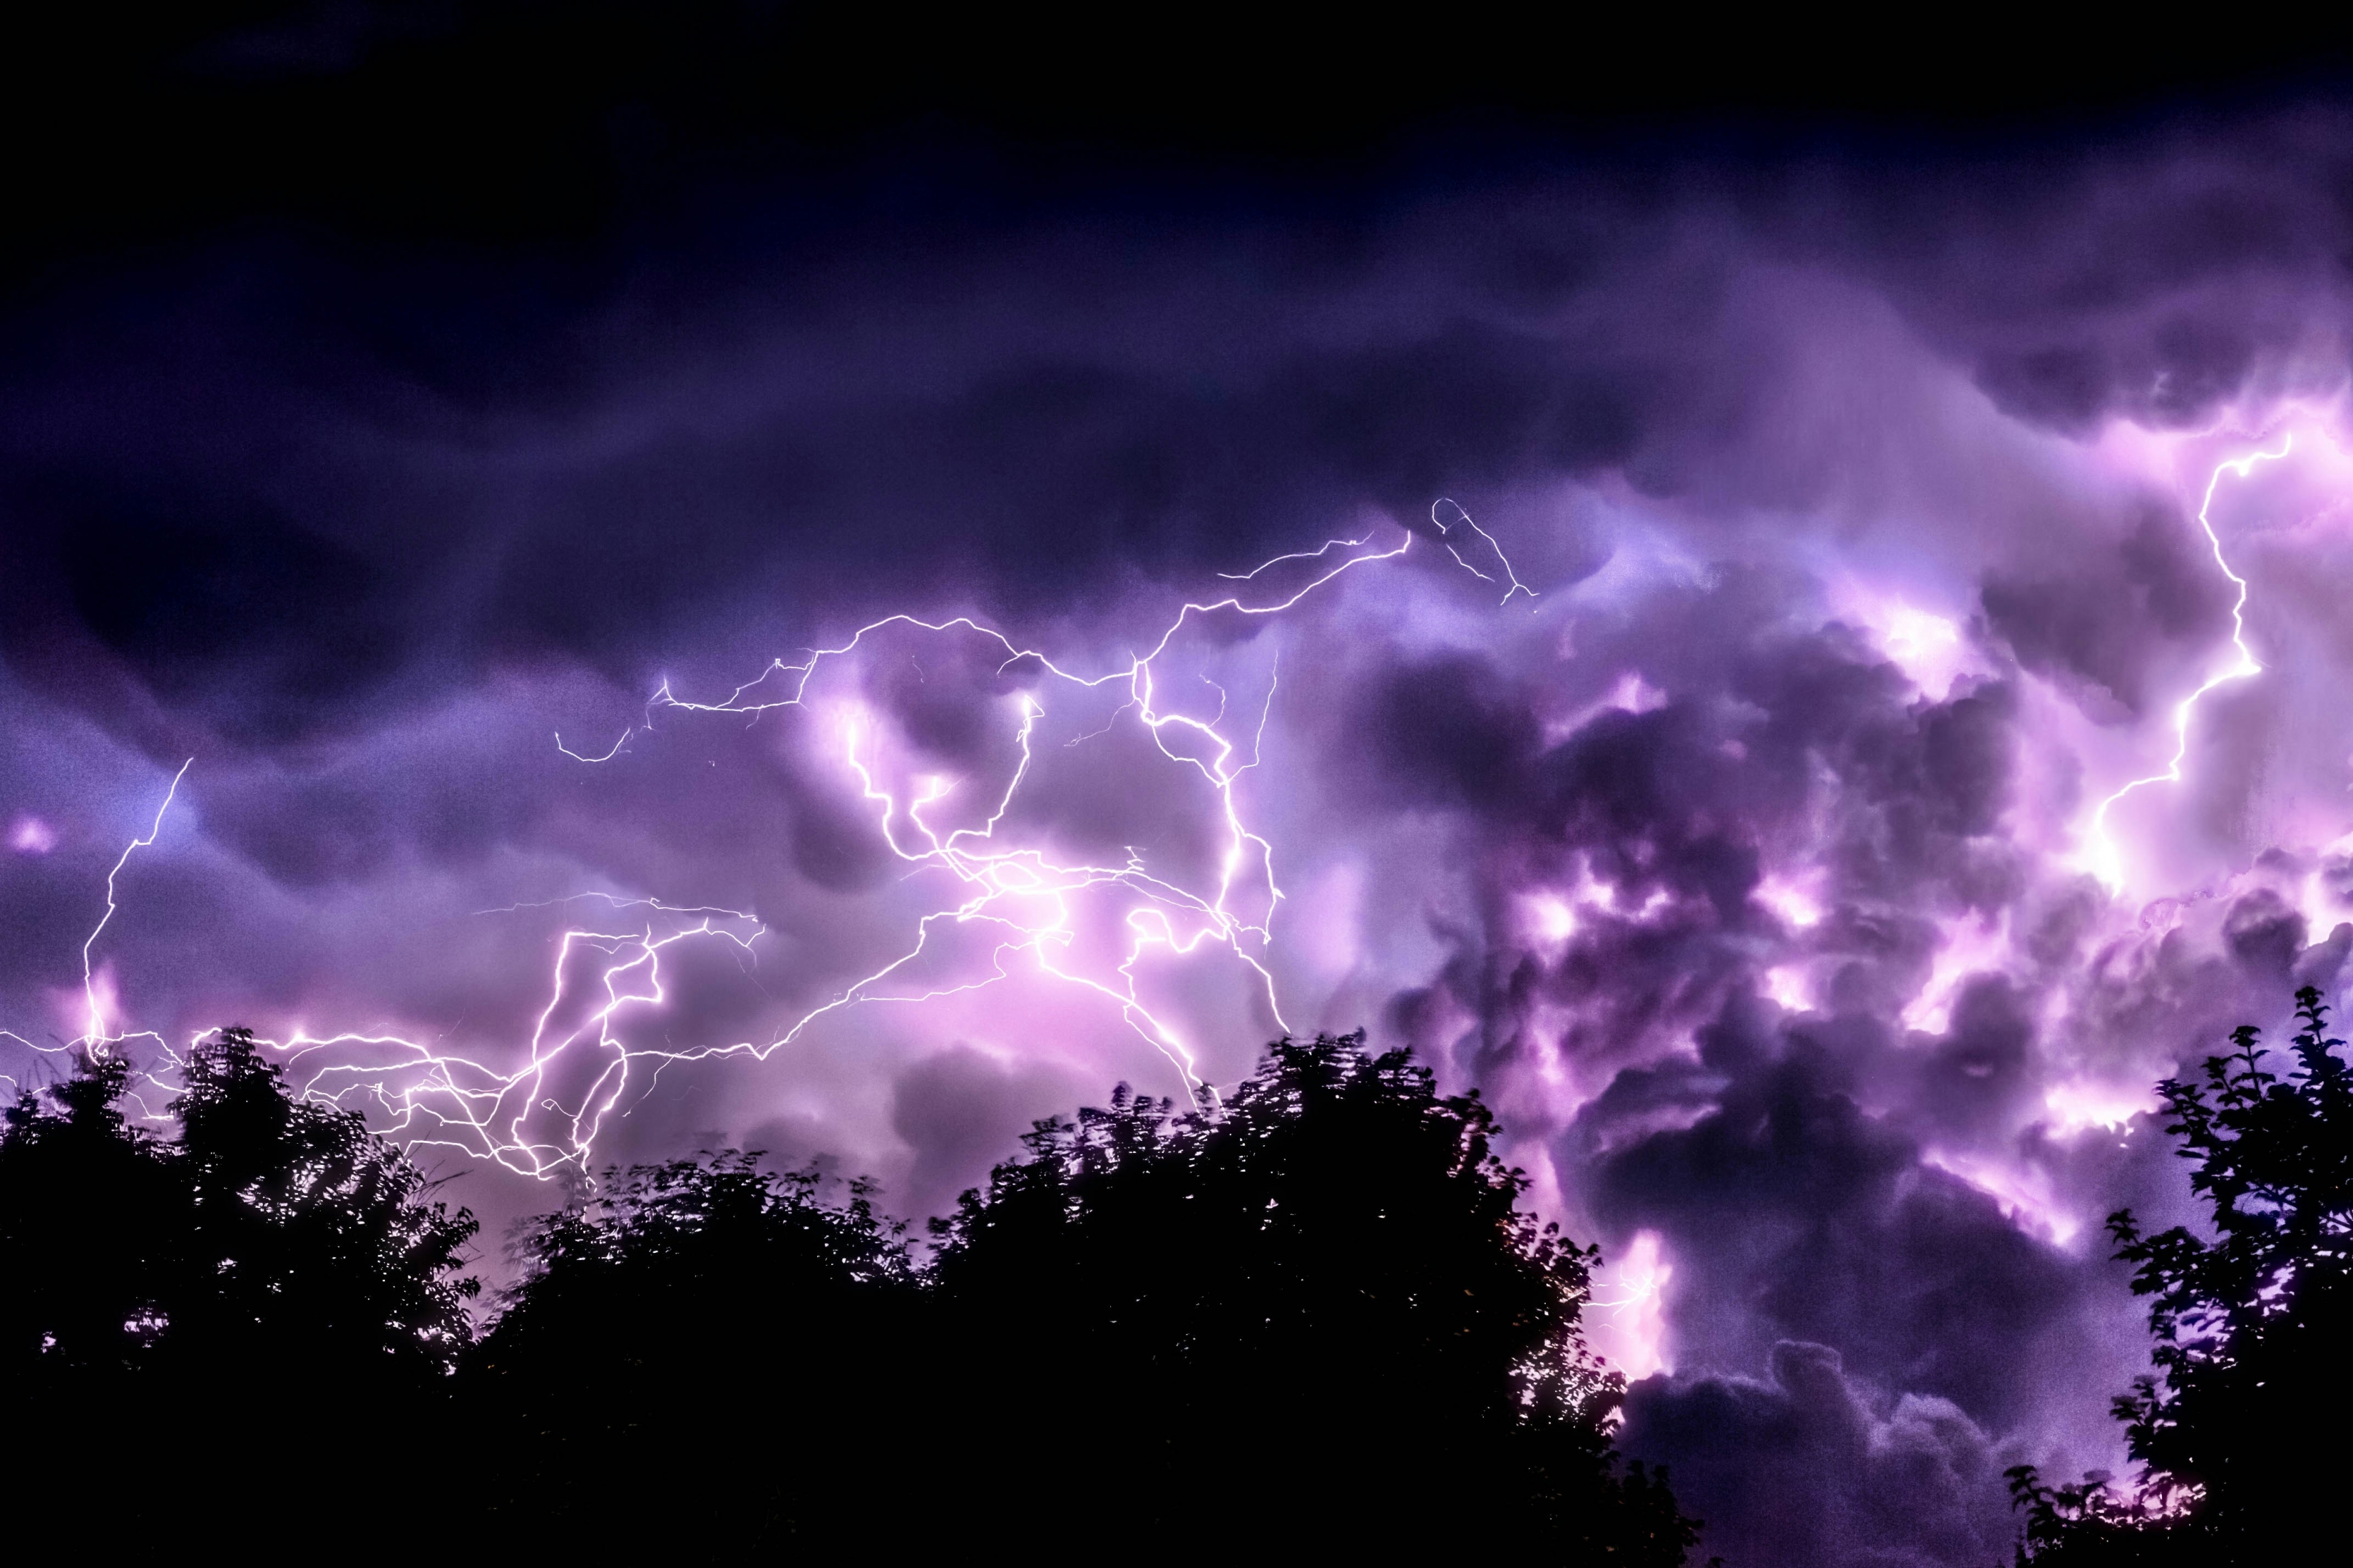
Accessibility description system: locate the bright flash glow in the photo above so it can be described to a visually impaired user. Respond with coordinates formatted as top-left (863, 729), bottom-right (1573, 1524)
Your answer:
top-left (2082, 438), bottom-right (2291, 891)
top-left (1755, 873), bottom-right (1824, 929)
top-left (7, 814), bottom-right (56, 854)
top-left (1901, 911), bottom-right (2008, 1035)
top-left (2041, 1079), bottom-right (2155, 1135)
top-left (1880, 603), bottom-right (1961, 670)
top-left (1588, 1230), bottom-right (1672, 1380)
top-left (1825, 580), bottom-right (1979, 699)
top-left (1763, 965), bottom-right (1813, 1012)
top-left (31, 509), bottom-right (1535, 1180)
top-left (1522, 893), bottom-right (1581, 954)
top-left (1923, 1148), bottom-right (2079, 1247)
top-left (2297, 830), bottom-right (2353, 936)
top-left (1603, 670), bottom-right (1668, 714)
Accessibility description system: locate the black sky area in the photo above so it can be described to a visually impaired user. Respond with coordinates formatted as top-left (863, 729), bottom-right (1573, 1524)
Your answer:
top-left (12, 5), bottom-right (2344, 713)
top-left (9, 4), bottom-right (2350, 287)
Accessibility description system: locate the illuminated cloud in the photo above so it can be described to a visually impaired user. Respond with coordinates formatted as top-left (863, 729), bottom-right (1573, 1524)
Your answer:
top-left (10, 108), bottom-right (2353, 1563)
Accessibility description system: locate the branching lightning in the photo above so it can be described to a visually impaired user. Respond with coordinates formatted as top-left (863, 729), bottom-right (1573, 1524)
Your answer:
top-left (1432, 498), bottom-right (1537, 605)
top-left (25, 506), bottom-right (1532, 1180)
top-left (2083, 439), bottom-right (2292, 891)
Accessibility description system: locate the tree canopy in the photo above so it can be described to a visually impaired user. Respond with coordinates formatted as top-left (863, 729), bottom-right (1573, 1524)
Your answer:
top-left (923, 1032), bottom-right (1691, 1557)
top-left (19, 992), bottom-right (2352, 1560)
top-left (2, 1028), bottom-right (1698, 1559)
top-left (2011, 984), bottom-right (2353, 1563)
top-left (0, 1047), bottom-right (175, 1385)
top-left (169, 1028), bottom-right (480, 1388)
top-left (0, 1030), bottom-right (477, 1527)
top-left (473, 1032), bottom-right (1701, 1559)
top-left (465, 1152), bottom-right (921, 1547)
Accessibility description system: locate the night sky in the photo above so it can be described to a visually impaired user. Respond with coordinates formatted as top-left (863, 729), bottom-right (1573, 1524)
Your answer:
top-left (10, 11), bottom-right (2353, 1562)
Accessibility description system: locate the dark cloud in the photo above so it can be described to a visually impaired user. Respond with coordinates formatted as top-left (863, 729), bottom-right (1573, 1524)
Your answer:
top-left (1855, 121), bottom-right (2353, 432)
top-left (1622, 1341), bottom-right (2016, 1568)
top-left (11, 93), bottom-right (2353, 1567)
top-left (1914, 975), bottom-right (2040, 1138)
top-left (1358, 653), bottom-right (1542, 813)
top-left (889, 1045), bottom-right (1089, 1223)
top-left (1982, 506), bottom-right (2232, 720)
top-left (1580, 998), bottom-right (2085, 1430)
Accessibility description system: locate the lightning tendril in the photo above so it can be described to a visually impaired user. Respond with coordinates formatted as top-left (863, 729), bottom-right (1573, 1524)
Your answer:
top-left (2083, 438), bottom-right (2291, 891)
top-left (34, 507), bottom-right (1531, 1179)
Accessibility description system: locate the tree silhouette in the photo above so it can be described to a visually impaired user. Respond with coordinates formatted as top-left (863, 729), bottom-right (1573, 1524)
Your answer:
top-left (925, 1032), bottom-right (1701, 1560)
top-left (0, 1029), bottom-right (478, 1523)
top-left (0, 1049), bottom-right (175, 1386)
top-left (6, 1025), bottom-right (1698, 1556)
top-left (2012, 984), bottom-right (2353, 1562)
top-left (463, 1153), bottom-right (920, 1549)
top-left (167, 1027), bottom-right (479, 1388)
top-left (464, 1032), bottom-right (1702, 1559)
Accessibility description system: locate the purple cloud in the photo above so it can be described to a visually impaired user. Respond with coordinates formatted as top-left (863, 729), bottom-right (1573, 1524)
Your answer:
top-left (11, 106), bottom-right (2353, 1562)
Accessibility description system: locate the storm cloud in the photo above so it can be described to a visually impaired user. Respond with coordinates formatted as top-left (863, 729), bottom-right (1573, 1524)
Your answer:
top-left (10, 72), bottom-right (2353, 1563)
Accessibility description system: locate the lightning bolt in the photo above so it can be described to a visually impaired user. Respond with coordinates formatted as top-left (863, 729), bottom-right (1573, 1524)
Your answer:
top-left (1432, 498), bottom-right (1537, 605)
top-left (79, 759), bottom-right (193, 1056)
top-left (15, 508), bottom-right (1533, 1180)
top-left (1585, 1229), bottom-right (1671, 1381)
top-left (2083, 437), bottom-right (2291, 892)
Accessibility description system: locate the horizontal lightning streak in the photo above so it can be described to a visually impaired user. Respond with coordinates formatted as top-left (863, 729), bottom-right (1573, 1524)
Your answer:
top-left (34, 508), bottom-right (1532, 1179)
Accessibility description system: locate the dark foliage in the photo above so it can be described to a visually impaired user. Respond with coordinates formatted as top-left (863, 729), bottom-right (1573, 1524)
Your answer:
top-left (4, 1028), bottom-right (1693, 1558)
top-left (921, 1032), bottom-right (1698, 1559)
top-left (168, 1028), bottom-right (480, 1389)
top-left (0, 1029), bottom-right (476, 1524)
top-left (467, 1032), bottom-right (1701, 1560)
top-left (463, 1154), bottom-right (920, 1549)
top-left (0, 1049), bottom-right (176, 1385)
top-left (2012, 984), bottom-right (2353, 1563)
